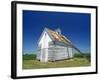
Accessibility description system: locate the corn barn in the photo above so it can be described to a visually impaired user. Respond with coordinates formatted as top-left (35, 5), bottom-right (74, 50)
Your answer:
top-left (37, 28), bottom-right (81, 62)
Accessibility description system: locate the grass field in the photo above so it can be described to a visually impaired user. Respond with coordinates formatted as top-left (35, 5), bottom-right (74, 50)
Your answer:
top-left (22, 53), bottom-right (91, 69)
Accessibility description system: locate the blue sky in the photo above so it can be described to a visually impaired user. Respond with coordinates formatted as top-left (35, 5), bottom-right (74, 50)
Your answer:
top-left (23, 10), bottom-right (91, 54)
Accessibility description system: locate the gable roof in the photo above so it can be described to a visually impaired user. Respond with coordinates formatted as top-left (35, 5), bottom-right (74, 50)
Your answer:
top-left (38, 27), bottom-right (82, 53)
top-left (45, 28), bottom-right (82, 53)
top-left (45, 28), bottom-right (71, 45)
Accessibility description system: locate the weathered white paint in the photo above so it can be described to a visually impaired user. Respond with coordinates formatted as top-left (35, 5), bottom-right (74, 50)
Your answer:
top-left (37, 29), bottom-right (73, 62)
top-left (68, 47), bottom-right (73, 58)
top-left (48, 45), bottom-right (70, 61)
top-left (38, 32), bottom-right (52, 48)
top-left (38, 31), bottom-right (52, 62)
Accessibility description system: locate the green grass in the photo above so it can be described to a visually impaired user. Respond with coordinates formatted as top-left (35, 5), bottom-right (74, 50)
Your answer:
top-left (23, 54), bottom-right (36, 60)
top-left (74, 53), bottom-right (91, 62)
top-left (22, 53), bottom-right (91, 69)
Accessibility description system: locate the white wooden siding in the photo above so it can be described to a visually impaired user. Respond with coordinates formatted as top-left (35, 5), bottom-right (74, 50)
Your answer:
top-left (38, 31), bottom-right (52, 49)
top-left (37, 31), bottom-right (52, 62)
top-left (37, 30), bottom-right (73, 62)
top-left (48, 45), bottom-right (70, 61)
top-left (68, 47), bottom-right (73, 58)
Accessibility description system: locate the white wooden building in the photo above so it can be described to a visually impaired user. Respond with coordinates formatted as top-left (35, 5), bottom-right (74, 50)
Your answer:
top-left (37, 27), bottom-right (81, 62)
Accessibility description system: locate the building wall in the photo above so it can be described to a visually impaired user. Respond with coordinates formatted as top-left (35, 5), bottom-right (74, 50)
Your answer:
top-left (37, 42), bottom-right (73, 62)
top-left (38, 31), bottom-right (52, 49)
top-left (37, 31), bottom-right (73, 62)
top-left (37, 31), bottom-right (52, 62)
top-left (48, 45), bottom-right (72, 61)
top-left (68, 47), bottom-right (73, 58)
